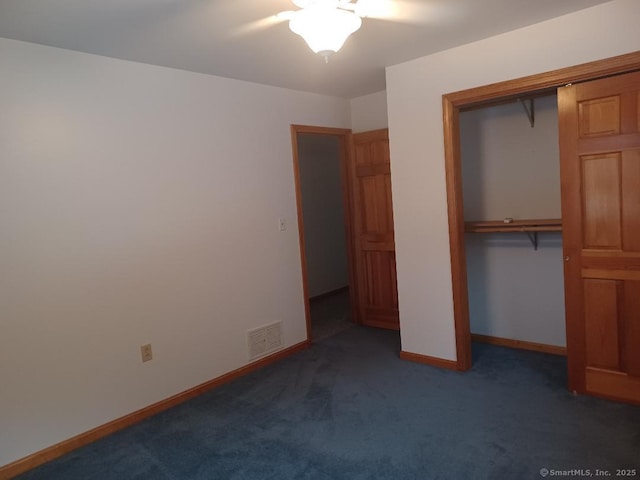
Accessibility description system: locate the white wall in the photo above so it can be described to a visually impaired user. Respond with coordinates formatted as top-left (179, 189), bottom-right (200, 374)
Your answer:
top-left (350, 90), bottom-right (388, 133)
top-left (461, 96), bottom-right (566, 347)
top-left (297, 134), bottom-right (349, 298)
top-left (461, 96), bottom-right (561, 222)
top-left (0, 37), bottom-right (350, 466)
top-left (386, 0), bottom-right (640, 361)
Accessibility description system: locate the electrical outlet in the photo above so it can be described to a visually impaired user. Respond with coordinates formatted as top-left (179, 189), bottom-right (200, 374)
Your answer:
top-left (141, 344), bottom-right (153, 362)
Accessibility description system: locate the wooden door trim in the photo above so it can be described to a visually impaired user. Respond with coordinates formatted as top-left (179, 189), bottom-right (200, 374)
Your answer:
top-left (290, 125), bottom-right (358, 342)
top-left (443, 51), bottom-right (640, 372)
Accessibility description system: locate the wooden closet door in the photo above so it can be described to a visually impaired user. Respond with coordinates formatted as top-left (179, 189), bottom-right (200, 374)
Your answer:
top-left (559, 70), bottom-right (640, 404)
top-left (351, 129), bottom-right (399, 330)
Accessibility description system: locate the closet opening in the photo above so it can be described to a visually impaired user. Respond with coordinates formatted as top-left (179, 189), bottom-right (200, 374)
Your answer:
top-left (442, 51), bottom-right (640, 373)
top-left (459, 92), bottom-right (567, 360)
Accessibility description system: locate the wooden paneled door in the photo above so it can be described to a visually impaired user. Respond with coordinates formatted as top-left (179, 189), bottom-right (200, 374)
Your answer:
top-left (350, 129), bottom-right (399, 330)
top-left (559, 70), bottom-right (640, 404)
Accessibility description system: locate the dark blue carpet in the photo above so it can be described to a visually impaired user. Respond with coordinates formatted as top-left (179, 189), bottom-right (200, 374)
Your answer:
top-left (15, 327), bottom-right (640, 479)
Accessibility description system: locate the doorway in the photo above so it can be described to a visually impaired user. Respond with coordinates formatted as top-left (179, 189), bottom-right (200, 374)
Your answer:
top-left (291, 125), bottom-right (401, 342)
top-left (290, 125), bottom-right (357, 342)
top-left (443, 52), bottom-right (640, 393)
top-left (296, 132), bottom-right (353, 341)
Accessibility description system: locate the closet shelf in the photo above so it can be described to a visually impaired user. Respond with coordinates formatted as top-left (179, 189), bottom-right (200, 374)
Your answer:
top-left (464, 218), bottom-right (562, 233)
top-left (464, 218), bottom-right (562, 250)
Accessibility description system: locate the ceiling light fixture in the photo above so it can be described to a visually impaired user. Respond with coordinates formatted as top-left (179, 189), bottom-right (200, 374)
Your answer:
top-left (288, 0), bottom-right (362, 62)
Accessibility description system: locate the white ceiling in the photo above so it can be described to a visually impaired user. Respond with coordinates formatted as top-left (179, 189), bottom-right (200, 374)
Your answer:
top-left (0, 0), bottom-right (613, 98)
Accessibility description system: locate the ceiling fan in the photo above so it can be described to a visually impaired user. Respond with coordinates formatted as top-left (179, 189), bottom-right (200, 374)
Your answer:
top-left (236, 0), bottom-right (434, 62)
top-left (246, 0), bottom-right (410, 62)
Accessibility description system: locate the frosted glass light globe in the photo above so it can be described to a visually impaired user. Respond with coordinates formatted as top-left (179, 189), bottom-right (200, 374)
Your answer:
top-left (289, 4), bottom-right (362, 60)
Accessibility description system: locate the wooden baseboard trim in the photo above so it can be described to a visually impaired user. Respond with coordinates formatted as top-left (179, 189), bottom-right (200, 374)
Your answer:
top-left (400, 350), bottom-right (459, 370)
top-left (0, 340), bottom-right (310, 479)
top-left (309, 285), bottom-right (349, 302)
top-left (471, 333), bottom-right (566, 356)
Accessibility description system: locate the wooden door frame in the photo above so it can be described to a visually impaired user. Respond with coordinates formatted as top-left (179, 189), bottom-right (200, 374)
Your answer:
top-left (443, 51), bottom-right (640, 372)
top-left (290, 125), bottom-right (359, 342)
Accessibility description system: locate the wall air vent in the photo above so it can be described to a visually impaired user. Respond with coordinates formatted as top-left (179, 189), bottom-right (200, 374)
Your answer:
top-left (248, 321), bottom-right (283, 360)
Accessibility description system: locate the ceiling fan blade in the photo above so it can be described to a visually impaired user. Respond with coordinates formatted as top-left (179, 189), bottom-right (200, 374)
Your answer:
top-left (277, 10), bottom-right (297, 20)
top-left (233, 11), bottom-right (293, 36)
top-left (295, 0), bottom-right (345, 8)
top-left (354, 0), bottom-right (445, 26)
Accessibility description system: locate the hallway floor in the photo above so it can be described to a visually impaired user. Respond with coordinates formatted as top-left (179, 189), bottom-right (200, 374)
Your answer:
top-left (310, 289), bottom-right (353, 342)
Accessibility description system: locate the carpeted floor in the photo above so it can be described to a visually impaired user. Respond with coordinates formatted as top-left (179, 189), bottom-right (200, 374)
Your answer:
top-left (15, 327), bottom-right (640, 480)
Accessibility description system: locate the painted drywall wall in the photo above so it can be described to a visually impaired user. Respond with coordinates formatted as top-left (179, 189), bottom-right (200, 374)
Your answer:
top-left (350, 90), bottom-right (388, 133)
top-left (461, 96), bottom-right (566, 347)
top-left (386, 0), bottom-right (640, 361)
top-left (297, 134), bottom-right (349, 298)
top-left (461, 96), bottom-right (561, 221)
top-left (0, 37), bottom-right (350, 466)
